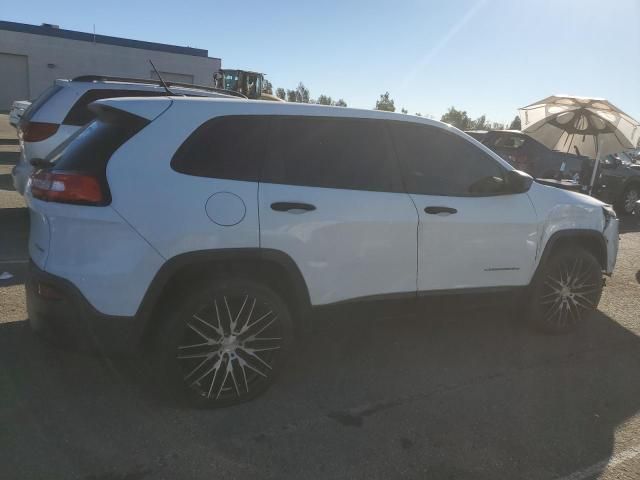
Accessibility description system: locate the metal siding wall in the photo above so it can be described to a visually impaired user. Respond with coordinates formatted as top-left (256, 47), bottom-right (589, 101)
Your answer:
top-left (0, 30), bottom-right (220, 101)
top-left (0, 52), bottom-right (30, 110)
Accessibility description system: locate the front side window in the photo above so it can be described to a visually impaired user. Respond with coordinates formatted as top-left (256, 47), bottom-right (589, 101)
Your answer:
top-left (389, 121), bottom-right (506, 196)
top-left (264, 116), bottom-right (401, 193)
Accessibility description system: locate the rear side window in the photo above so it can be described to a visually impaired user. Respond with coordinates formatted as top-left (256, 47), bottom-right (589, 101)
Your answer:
top-left (21, 84), bottom-right (63, 124)
top-left (264, 116), bottom-right (401, 192)
top-left (390, 121), bottom-right (506, 197)
top-left (54, 108), bottom-right (149, 177)
top-left (63, 89), bottom-right (166, 126)
top-left (171, 116), bottom-right (269, 182)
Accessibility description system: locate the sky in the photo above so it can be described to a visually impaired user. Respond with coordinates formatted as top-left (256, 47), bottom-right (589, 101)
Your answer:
top-left (4, 0), bottom-right (640, 124)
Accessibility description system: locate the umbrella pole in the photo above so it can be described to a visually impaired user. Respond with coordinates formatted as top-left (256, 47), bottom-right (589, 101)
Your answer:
top-left (588, 135), bottom-right (601, 195)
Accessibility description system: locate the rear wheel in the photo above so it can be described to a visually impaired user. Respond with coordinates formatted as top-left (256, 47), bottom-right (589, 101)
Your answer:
top-left (528, 247), bottom-right (603, 334)
top-left (156, 277), bottom-right (293, 408)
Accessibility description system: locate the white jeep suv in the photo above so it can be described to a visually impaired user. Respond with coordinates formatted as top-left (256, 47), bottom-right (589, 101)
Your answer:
top-left (12, 76), bottom-right (241, 194)
top-left (25, 97), bottom-right (619, 407)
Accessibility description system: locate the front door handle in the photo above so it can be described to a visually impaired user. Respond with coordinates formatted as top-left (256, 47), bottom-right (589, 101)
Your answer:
top-left (271, 202), bottom-right (316, 213)
top-left (424, 206), bottom-right (457, 215)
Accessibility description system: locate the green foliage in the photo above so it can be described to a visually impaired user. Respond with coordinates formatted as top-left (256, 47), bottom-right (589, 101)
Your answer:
top-left (262, 79), bottom-right (273, 95)
top-left (509, 115), bottom-right (522, 130)
top-left (335, 99), bottom-right (347, 107)
top-left (401, 108), bottom-right (408, 114)
top-left (375, 92), bottom-right (395, 112)
top-left (317, 94), bottom-right (334, 105)
top-left (275, 88), bottom-right (286, 100)
top-left (441, 106), bottom-right (472, 130)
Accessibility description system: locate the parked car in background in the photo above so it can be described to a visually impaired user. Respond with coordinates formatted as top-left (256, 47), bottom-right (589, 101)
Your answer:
top-left (482, 130), bottom-right (586, 180)
top-left (9, 100), bottom-right (31, 127)
top-left (11, 75), bottom-right (241, 194)
top-left (464, 130), bottom-right (488, 142)
top-left (25, 97), bottom-right (619, 407)
top-left (592, 151), bottom-right (640, 215)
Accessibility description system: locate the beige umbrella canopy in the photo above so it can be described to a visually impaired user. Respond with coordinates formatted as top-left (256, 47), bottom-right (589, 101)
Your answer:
top-left (519, 95), bottom-right (640, 192)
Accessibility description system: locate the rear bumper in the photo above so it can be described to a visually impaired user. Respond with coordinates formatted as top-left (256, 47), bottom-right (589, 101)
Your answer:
top-left (26, 260), bottom-right (144, 353)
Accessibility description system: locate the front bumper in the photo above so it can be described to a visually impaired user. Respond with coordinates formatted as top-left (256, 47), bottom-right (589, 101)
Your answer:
top-left (603, 216), bottom-right (619, 275)
top-left (26, 260), bottom-right (144, 353)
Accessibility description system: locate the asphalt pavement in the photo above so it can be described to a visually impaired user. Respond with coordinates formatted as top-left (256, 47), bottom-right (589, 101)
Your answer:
top-left (1, 142), bottom-right (640, 479)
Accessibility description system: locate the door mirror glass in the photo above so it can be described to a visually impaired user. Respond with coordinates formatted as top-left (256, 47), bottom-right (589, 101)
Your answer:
top-left (505, 169), bottom-right (533, 193)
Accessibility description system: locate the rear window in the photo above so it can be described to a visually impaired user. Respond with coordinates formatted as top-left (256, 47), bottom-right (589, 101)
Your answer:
top-left (54, 108), bottom-right (149, 178)
top-left (21, 84), bottom-right (63, 124)
top-left (63, 89), bottom-right (166, 126)
top-left (484, 134), bottom-right (526, 150)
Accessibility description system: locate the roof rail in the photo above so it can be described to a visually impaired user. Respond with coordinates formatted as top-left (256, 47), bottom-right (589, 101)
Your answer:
top-left (71, 75), bottom-right (247, 98)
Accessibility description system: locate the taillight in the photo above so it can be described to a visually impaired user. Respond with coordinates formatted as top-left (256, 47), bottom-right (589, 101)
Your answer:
top-left (21, 122), bottom-right (59, 142)
top-left (30, 170), bottom-right (107, 205)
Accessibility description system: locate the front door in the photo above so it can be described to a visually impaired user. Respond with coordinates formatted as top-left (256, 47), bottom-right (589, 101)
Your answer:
top-left (389, 121), bottom-right (538, 292)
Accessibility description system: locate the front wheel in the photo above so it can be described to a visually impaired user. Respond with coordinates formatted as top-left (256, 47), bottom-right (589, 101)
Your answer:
top-left (156, 277), bottom-right (293, 408)
top-left (619, 185), bottom-right (640, 216)
top-left (528, 247), bottom-right (603, 334)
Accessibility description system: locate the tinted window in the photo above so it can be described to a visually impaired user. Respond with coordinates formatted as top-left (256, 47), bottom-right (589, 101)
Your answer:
top-left (171, 116), bottom-right (269, 182)
top-left (486, 133), bottom-right (526, 150)
top-left (55, 108), bottom-right (149, 176)
top-left (264, 116), bottom-right (400, 192)
top-left (63, 89), bottom-right (166, 126)
top-left (390, 122), bottom-right (506, 196)
top-left (21, 84), bottom-right (63, 124)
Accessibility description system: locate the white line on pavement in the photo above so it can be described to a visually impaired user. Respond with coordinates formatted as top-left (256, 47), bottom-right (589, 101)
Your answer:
top-left (0, 259), bottom-right (28, 265)
top-left (556, 444), bottom-right (640, 480)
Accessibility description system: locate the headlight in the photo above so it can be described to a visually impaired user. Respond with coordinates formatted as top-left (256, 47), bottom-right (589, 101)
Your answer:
top-left (602, 205), bottom-right (616, 230)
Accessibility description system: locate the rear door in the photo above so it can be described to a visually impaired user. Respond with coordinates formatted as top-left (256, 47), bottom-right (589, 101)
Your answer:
top-left (390, 121), bottom-right (538, 292)
top-left (259, 115), bottom-right (418, 306)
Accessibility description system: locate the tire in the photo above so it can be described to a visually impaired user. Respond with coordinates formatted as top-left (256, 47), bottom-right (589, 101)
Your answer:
top-left (528, 247), bottom-right (603, 334)
top-left (155, 277), bottom-right (293, 408)
top-left (618, 184), bottom-right (640, 216)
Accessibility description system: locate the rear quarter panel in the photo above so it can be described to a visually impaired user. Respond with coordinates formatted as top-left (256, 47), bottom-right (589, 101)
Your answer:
top-left (106, 101), bottom-right (260, 260)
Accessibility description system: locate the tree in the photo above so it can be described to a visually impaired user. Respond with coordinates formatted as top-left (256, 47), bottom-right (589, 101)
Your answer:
top-left (401, 108), bottom-right (408, 114)
top-left (317, 94), bottom-right (333, 105)
top-left (275, 88), bottom-right (286, 100)
top-left (262, 79), bottom-right (273, 95)
top-left (440, 106), bottom-right (472, 130)
top-left (335, 98), bottom-right (347, 107)
top-left (375, 92), bottom-right (395, 112)
top-left (415, 112), bottom-right (422, 117)
top-left (286, 82), bottom-right (311, 103)
top-left (471, 115), bottom-right (489, 130)
top-left (509, 115), bottom-right (522, 130)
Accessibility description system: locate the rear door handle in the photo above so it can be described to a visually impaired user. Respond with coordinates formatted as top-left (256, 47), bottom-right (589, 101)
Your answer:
top-left (424, 206), bottom-right (457, 215)
top-left (271, 202), bottom-right (316, 213)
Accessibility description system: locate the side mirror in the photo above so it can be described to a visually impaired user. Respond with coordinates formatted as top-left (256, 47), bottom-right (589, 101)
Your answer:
top-left (505, 169), bottom-right (533, 193)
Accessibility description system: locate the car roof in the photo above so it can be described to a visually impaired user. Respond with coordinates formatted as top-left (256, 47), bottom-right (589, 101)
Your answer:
top-left (101, 95), bottom-right (452, 127)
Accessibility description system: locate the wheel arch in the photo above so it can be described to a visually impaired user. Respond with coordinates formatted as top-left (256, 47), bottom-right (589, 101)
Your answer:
top-left (136, 248), bottom-right (312, 347)
top-left (534, 229), bottom-right (607, 282)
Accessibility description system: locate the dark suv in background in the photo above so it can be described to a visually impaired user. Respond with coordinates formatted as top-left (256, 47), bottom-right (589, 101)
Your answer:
top-left (482, 131), bottom-right (640, 215)
top-left (481, 130), bottom-right (585, 180)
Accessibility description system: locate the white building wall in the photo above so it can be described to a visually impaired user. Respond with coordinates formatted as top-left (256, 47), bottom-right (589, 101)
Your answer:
top-left (0, 28), bottom-right (221, 102)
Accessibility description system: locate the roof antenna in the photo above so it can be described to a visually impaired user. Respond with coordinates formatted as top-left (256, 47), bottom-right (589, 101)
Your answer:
top-left (149, 60), bottom-right (178, 95)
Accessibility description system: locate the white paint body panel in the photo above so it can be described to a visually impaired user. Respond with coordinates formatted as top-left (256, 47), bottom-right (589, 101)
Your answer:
top-left (24, 97), bottom-right (620, 318)
top-left (411, 192), bottom-right (538, 290)
top-left (25, 196), bottom-right (165, 316)
top-left (106, 100), bottom-right (260, 260)
top-left (259, 183), bottom-right (418, 305)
